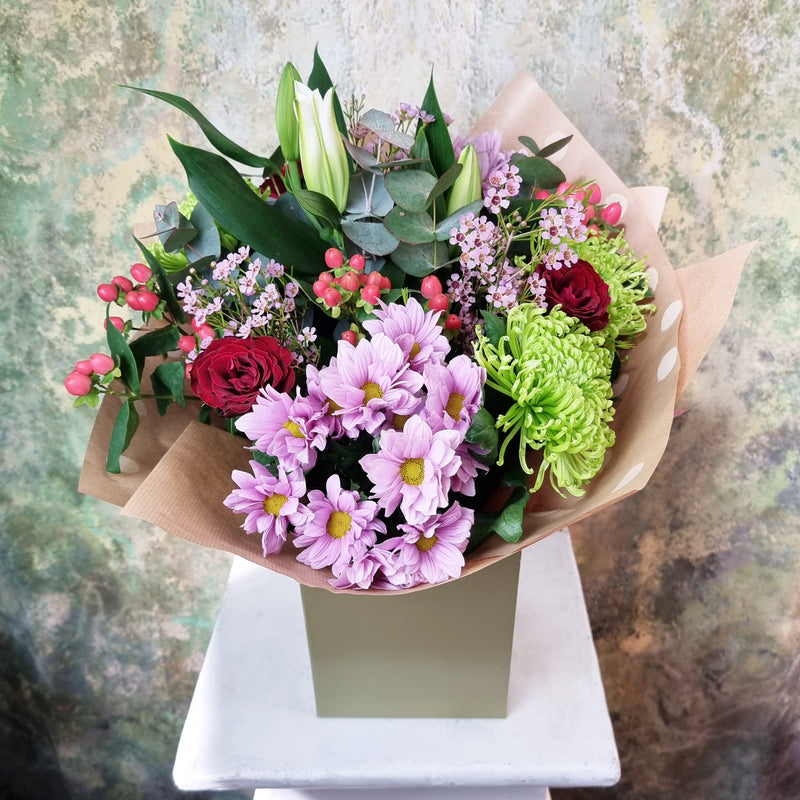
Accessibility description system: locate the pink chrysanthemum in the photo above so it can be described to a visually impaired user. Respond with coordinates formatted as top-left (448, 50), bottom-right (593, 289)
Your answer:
top-left (329, 546), bottom-right (396, 591)
top-left (319, 334), bottom-right (423, 437)
top-left (293, 475), bottom-right (385, 570)
top-left (223, 461), bottom-right (309, 556)
top-left (422, 354), bottom-right (486, 436)
top-left (359, 415), bottom-right (461, 524)
top-left (306, 363), bottom-right (345, 439)
top-left (235, 386), bottom-right (330, 470)
top-left (450, 442), bottom-right (489, 496)
top-left (385, 501), bottom-right (474, 586)
top-left (362, 297), bottom-right (450, 372)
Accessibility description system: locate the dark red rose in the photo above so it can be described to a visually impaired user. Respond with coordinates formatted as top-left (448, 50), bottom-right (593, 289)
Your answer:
top-left (541, 259), bottom-right (611, 331)
top-left (190, 336), bottom-right (295, 416)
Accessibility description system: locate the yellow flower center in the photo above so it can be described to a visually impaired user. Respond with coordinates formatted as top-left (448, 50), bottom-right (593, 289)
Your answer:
top-left (326, 396), bottom-right (343, 413)
top-left (416, 533), bottom-right (438, 552)
top-left (263, 493), bottom-right (288, 516)
top-left (361, 381), bottom-right (383, 403)
top-left (391, 413), bottom-right (411, 431)
top-left (283, 419), bottom-right (305, 439)
top-left (409, 341), bottom-right (421, 360)
top-left (400, 457), bottom-right (425, 486)
top-left (445, 392), bottom-right (465, 421)
top-left (326, 511), bottom-right (352, 539)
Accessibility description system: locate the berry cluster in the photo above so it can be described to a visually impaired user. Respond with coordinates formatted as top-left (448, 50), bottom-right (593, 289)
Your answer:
top-left (96, 262), bottom-right (159, 313)
top-left (313, 248), bottom-right (391, 319)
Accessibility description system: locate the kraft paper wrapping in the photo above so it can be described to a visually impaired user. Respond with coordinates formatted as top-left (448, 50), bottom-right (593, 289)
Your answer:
top-left (79, 74), bottom-right (754, 594)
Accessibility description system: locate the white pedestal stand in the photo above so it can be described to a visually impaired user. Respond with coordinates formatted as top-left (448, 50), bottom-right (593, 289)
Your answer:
top-left (173, 529), bottom-right (620, 798)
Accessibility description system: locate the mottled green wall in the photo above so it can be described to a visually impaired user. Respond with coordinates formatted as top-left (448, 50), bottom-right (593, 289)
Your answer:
top-left (1, 1), bottom-right (798, 798)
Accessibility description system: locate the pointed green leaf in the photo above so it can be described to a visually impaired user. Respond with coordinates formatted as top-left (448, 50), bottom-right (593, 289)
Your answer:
top-left (168, 138), bottom-right (326, 278)
top-left (480, 309), bottom-right (507, 348)
top-left (122, 85), bottom-right (279, 170)
top-left (512, 154), bottom-right (566, 190)
top-left (419, 74), bottom-right (455, 176)
top-left (434, 199), bottom-right (484, 239)
top-left (427, 162), bottom-right (462, 205)
top-left (491, 485), bottom-right (528, 543)
top-left (152, 361), bottom-right (186, 415)
top-left (537, 134), bottom-right (573, 159)
top-left (129, 327), bottom-right (181, 360)
top-left (106, 310), bottom-right (140, 393)
top-left (341, 219), bottom-right (399, 256)
top-left (134, 237), bottom-right (185, 323)
top-left (293, 189), bottom-right (342, 231)
top-left (384, 170), bottom-right (438, 212)
top-left (106, 399), bottom-right (139, 474)
top-left (383, 207), bottom-right (435, 244)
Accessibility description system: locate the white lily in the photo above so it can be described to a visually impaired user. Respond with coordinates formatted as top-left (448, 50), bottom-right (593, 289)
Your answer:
top-left (293, 82), bottom-right (349, 213)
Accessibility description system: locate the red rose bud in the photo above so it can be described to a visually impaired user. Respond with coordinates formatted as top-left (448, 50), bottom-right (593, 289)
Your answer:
top-left (600, 201), bottom-right (622, 226)
top-left (190, 336), bottom-right (295, 416)
top-left (541, 259), bottom-right (611, 331)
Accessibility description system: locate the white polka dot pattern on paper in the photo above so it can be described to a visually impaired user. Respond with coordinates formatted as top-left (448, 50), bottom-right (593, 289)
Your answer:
top-left (646, 266), bottom-right (659, 291)
top-left (657, 347), bottom-right (679, 381)
top-left (613, 373), bottom-right (629, 396)
top-left (660, 300), bottom-right (683, 332)
top-left (613, 462), bottom-right (644, 493)
top-left (119, 456), bottom-right (140, 474)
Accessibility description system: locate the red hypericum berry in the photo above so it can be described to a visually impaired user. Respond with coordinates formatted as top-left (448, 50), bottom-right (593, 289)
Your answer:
top-left (137, 290), bottom-right (160, 311)
top-left (341, 330), bottom-right (358, 346)
top-left (339, 271), bottom-right (360, 293)
top-left (601, 202), bottom-right (622, 225)
top-left (178, 335), bottom-right (196, 353)
top-left (359, 272), bottom-right (369, 286)
top-left (125, 291), bottom-right (143, 310)
top-left (534, 189), bottom-right (551, 200)
top-left (557, 181), bottom-right (571, 195)
top-left (130, 263), bottom-right (152, 283)
top-left (111, 275), bottom-right (134, 293)
top-left (444, 314), bottom-right (462, 331)
top-left (349, 253), bottom-right (366, 272)
top-left (360, 286), bottom-right (380, 305)
top-left (89, 353), bottom-right (115, 375)
top-left (74, 360), bottom-right (93, 375)
top-left (380, 275), bottom-right (392, 290)
top-left (105, 316), bottom-right (124, 332)
top-left (64, 370), bottom-right (93, 396)
top-left (323, 287), bottom-right (342, 307)
top-left (184, 362), bottom-right (193, 379)
top-left (319, 271), bottom-right (334, 285)
top-left (324, 248), bottom-right (345, 269)
top-left (312, 280), bottom-right (328, 298)
top-left (420, 275), bottom-right (442, 299)
top-left (586, 183), bottom-right (602, 205)
top-left (587, 224), bottom-right (601, 237)
top-left (582, 204), bottom-right (595, 224)
top-left (97, 283), bottom-right (118, 302)
top-left (366, 271), bottom-right (384, 288)
top-left (427, 293), bottom-right (450, 313)
top-left (197, 324), bottom-right (215, 341)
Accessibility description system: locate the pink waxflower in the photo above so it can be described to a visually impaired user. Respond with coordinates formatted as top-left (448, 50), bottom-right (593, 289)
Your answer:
top-left (223, 461), bottom-right (309, 556)
top-left (319, 333), bottom-right (423, 437)
top-left (422, 355), bottom-right (486, 436)
top-left (359, 415), bottom-right (461, 524)
top-left (362, 297), bottom-right (450, 372)
top-left (386, 501), bottom-right (474, 586)
top-left (235, 386), bottom-right (330, 470)
top-left (293, 475), bottom-right (385, 570)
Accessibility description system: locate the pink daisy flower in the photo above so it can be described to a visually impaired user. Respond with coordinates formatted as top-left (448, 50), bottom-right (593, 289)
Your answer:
top-left (359, 415), bottom-right (461, 524)
top-left (386, 501), bottom-right (474, 586)
top-left (306, 363), bottom-right (345, 439)
top-left (235, 386), bottom-right (330, 470)
top-left (422, 354), bottom-right (486, 436)
top-left (223, 461), bottom-right (309, 556)
top-left (450, 442), bottom-right (489, 496)
top-left (329, 546), bottom-right (396, 591)
top-left (362, 297), bottom-right (450, 372)
top-left (319, 334), bottom-right (423, 437)
top-left (293, 475), bottom-right (385, 570)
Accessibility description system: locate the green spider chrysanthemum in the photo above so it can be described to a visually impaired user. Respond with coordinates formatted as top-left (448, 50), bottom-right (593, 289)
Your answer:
top-left (577, 231), bottom-right (656, 350)
top-left (474, 304), bottom-right (616, 497)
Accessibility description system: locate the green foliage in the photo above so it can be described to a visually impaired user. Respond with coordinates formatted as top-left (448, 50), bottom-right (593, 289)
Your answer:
top-left (106, 399), bottom-right (139, 474)
top-left (135, 238), bottom-right (185, 323)
top-left (105, 310), bottom-right (140, 394)
top-left (419, 73), bottom-right (455, 177)
top-left (129, 327), bottom-right (181, 360)
top-left (150, 362), bottom-right (186, 416)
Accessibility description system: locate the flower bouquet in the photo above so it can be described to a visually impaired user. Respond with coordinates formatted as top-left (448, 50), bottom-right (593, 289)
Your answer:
top-left (73, 52), bottom-right (750, 715)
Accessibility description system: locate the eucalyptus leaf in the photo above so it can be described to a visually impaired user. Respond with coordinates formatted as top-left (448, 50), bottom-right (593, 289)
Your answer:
top-left (383, 207), bottom-right (435, 244)
top-left (154, 202), bottom-right (196, 253)
top-left (106, 399), bottom-right (139, 474)
top-left (106, 310), bottom-right (140, 393)
top-left (518, 135), bottom-right (539, 155)
top-left (389, 242), bottom-right (437, 277)
top-left (341, 219), bottom-right (399, 256)
top-left (187, 201), bottom-right (221, 264)
top-left (342, 138), bottom-right (381, 173)
top-left (345, 172), bottom-right (393, 217)
top-left (135, 237), bottom-right (185, 323)
top-left (384, 170), bottom-right (438, 212)
top-left (168, 138), bottom-right (326, 278)
top-left (360, 109), bottom-right (415, 150)
top-left (434, 199), bottom-right (484, 239)
top-left (513, 155), bottom-right (566, 190)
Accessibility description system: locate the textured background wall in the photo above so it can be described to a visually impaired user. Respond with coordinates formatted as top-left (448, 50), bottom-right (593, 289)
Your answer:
top-left (2, 1), bottom-right (798, 798)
